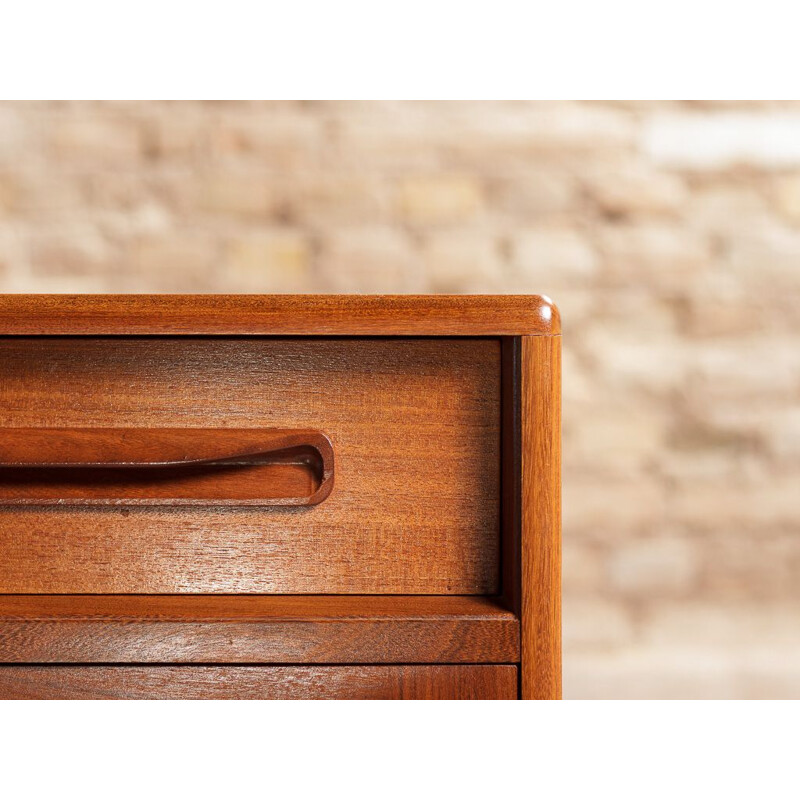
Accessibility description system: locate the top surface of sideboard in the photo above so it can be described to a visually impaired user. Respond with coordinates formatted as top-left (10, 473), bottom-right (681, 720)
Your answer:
top-left (0, 294), bottom-right (560, 336)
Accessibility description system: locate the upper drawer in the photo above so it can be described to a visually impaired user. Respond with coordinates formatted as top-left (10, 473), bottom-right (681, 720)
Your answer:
top-left (0, 337), bottom-right (500, 594)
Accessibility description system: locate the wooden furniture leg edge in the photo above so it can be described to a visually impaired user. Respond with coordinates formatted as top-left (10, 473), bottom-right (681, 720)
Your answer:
top-left (520, 334), bottom-right (562, 699)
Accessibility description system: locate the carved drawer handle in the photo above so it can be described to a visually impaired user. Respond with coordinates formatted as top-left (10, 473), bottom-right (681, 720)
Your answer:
top-left (0, 428), bottom-right (334, 506)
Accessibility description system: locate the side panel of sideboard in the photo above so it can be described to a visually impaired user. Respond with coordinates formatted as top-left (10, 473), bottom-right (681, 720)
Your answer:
top-left (520, 335), bottom-right (562, 700)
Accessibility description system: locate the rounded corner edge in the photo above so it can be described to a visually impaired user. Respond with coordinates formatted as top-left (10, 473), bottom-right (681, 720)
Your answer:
top-left (530, 295), bottom-right (561, 335)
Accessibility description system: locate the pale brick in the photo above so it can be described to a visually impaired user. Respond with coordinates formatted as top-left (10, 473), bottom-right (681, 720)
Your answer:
top-left (491, 168), bottom-right (576, 217)
top-left (686, 186), bottom-right (772, 236)
top-left (597, 222), bottom-right (711, 290)
top-left (702, 533), bottom-right (800, 600)
top-left (675, 408), bottom-right (787, 486)
top-left (736, 650), bottom-right (800, 699)
top-left (333, 104), bottom-right (447, 170)
top-left (2, 167), bottom-right (83, 218)
top-left (223, 231), bottom-right (311, 292)
top-left (30, 227), bottom-right (114, 277)
top-left (584, 160), bottom-right (688, 216)
top-left (289, 174), bottom-right (390, 225)
top-left (643, 111), bottom-right (800, 169)
top-left (197, 172), bottom-right (277, 219)
top-left (562, 541), bottom-right (603, 594)
top-left (659, 447), bottom-right (757, 483)
top-left (0, 228), bottom-right (21, 282)
top-left (772, 173), bottom-right (800, 222)
top-left (563, 597), bottom-right (635, 649)
top-left (563, 475), bottom-right (667, 541)
top-left (643, 602), bottom-right (800, 647)
top-left (146, 107), bottom-right (208, 159)
top-left (688, 337), bottom-right (800, 401)
top-left (565, 648), bottom-right (740, 699)
top-left (397, 175), bottom-right (484, 224)
top-left (523, 103), bottom-right (636, 151)
top-left (120, 202), bottom-right (174, 236)
top-left (673, 472), bottom-right (800, 531)
top-left (212, 109), bottom-right (321, 168)
top-left (561, 342), bottom-right (593, 404)
top-left (131, 234), bottom-right (218, 291)
top-left (50, 115), bottom-right (142, 165)
top-left (565, 403), bottom-right (668, 474)
top-left (724, 219), bottom-right (800, 292)
top-left (508, 228), bottom-right (598, 293)
top-left (765, 408), bottom-right (800, 461)
top-left (0, 171), bottom-right (21, 214)
top-left (318, 227), bottom-right (424, 292)
top-left (682, 271), bottom-right (768, 337)
top-left (567, 602), bottom-right (800, 699)
top-left (421, 234), bottom-right (503, 292)
top-left (584, 286), bottom-right (679, 333)
top-left (338, 103), bottom-right (635, 172)
top-left (451, 102), bottom-right (636, 155)
top-left (0, 106), bottom-right (31, 164)
top-left (582, 327), bottom-right (688, 393)
top-left (82, 170), bottom-right (150, 210)
top-left (19, 275), bottom-right (113, 293)
top-left (608, 537), bottom-right (699, 597)
top-left (677, 401), bottom-right (800, 468)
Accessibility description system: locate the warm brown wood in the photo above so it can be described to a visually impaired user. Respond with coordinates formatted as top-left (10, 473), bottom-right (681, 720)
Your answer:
top-left (0, 428), bottom-right (334, 505)
top-left (520, 335), bottom-right (562, 699)
top-left (0, 295), bottom-right (560, 337)
top-left (0, 595), bottom-right (519, 663)
top-left (0, 338), bottom-right (499, 594)
top-left (0, 294), bottom-right (563, 700)
top-left (0, 665), bottom-right (518, 700)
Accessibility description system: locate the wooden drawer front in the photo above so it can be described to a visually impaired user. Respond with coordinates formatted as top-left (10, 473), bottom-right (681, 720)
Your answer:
top-left (0, 338), bottom-right (499, 594)
top-left (0, 665), bottom-right (518, 700)
top-left (0, 595), bottom-right (519, 664)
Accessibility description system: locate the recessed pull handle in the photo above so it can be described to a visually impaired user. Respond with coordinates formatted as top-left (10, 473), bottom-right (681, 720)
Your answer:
top-left (0, 428), bottom-right (334, 506)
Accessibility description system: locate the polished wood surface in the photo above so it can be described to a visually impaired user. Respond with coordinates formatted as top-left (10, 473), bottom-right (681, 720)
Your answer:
top-left (0, 595), bottom-right (519, 663)
top-left (0, 337), bottom-right (499, 594)
top-left (0, 428), bottom-right (334, 505)
top-left (520, 335), bottom-right (562, 699)
top-left (0, 293), bottom-right (563, 700)
top-left (0, 665), bottom-right (518, 700)
top-left (0, 294), bottom-right (560, 336)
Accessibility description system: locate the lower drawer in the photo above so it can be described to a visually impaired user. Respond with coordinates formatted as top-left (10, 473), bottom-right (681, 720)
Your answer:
top-left (0, 665), bottom-right (517, 700)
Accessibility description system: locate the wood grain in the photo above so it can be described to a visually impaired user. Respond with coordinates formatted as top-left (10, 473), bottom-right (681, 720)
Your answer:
top-left (0, 295), bottom-right (563, 700)
top-left (0, 338), bottom-right (499, 594)
top-left (0, 595), bottom-right (519, 664)
top-left (0, 665), bottom-right (518, 700)
top-left (0, 428), bottom-right (334, 505)
top-left (520, 335), bottom-right (562, 699)
top-left (0, 295), bottom-right (560, 337)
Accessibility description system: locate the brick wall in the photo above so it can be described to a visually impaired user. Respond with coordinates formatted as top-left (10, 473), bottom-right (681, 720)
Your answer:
top-left (1, 101), bottom-right (799, 697)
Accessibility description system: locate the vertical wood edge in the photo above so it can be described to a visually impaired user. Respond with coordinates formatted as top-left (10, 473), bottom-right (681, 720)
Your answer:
top-left (500, 337), bottom-right (521, 617)
top-left (520, 335), bottom-right (562, 699)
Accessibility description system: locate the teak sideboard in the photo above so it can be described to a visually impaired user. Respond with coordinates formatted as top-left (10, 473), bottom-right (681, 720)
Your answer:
top-left (0, 295), bottom-right (561, 700)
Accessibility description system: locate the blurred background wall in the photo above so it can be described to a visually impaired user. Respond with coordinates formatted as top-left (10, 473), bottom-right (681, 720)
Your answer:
top-left (1, 100), bottom-right (798, 698)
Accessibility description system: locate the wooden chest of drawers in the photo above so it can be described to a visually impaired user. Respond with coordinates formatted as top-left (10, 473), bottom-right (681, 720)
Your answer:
top-left (0, 295), bottom-right (561, 700)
